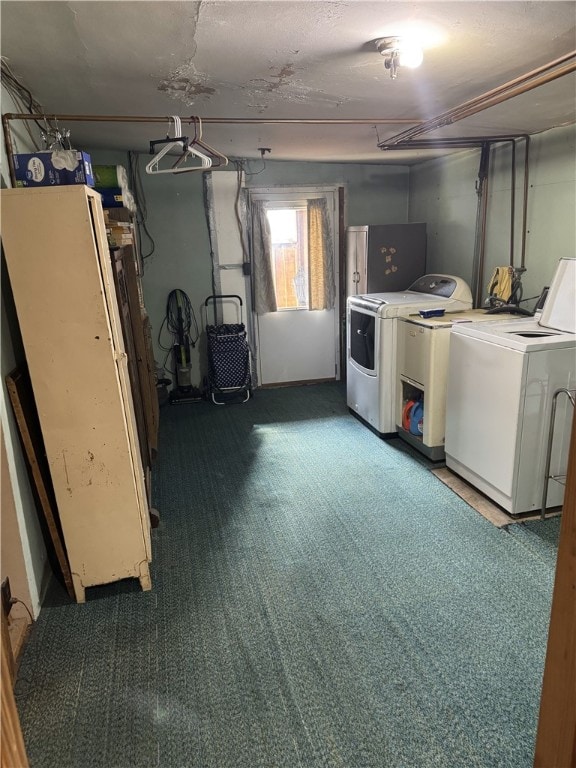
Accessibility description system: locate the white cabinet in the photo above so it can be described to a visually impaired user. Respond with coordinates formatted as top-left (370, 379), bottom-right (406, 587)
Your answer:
top-left (396, 317), bottom-right (451, 460)
top-left (395, 309), bottom-right (505, 461)
top-left (1, 186), bottom-right (152, 602)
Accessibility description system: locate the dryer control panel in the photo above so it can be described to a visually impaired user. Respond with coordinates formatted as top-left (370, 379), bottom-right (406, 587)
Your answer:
top-left (408, 275), bottom-right (458, 297)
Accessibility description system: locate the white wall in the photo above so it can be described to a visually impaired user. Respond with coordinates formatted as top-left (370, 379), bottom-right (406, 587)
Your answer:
top-left (409, 124), bottom-right (576, 306)
top-left (209, 171), bottom-right (249, 323)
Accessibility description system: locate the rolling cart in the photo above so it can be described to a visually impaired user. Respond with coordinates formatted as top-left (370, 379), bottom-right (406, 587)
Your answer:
top-left (204, 294), bottom-right (252, 405)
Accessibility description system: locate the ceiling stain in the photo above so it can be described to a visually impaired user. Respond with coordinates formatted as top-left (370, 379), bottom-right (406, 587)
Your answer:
top-left (159, 78), bottom-right (216, 100)
top-left (158, 56), bottom-right (216, 105)
top-left (247, 103), bottom-right (269, 114)
top-left (242, 78), bottom-right (353, 109)
top-left (250, 62), bottom-right (296, 93)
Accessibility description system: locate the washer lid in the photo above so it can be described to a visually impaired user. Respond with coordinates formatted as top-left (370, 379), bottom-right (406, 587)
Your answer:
top-left (538, 258), bottom-right (576, 333)
top-left (451, 318), bottom-right (576, 351)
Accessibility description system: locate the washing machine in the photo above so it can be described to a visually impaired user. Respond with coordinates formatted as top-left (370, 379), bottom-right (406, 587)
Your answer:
top-left (444, 258), bottom-right (576, 515)
top-left (346, 274), bottom-right (472, 437)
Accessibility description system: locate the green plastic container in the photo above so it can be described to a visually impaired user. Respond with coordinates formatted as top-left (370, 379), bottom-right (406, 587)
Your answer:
top-left (93, 165), bottom-right (125, 189)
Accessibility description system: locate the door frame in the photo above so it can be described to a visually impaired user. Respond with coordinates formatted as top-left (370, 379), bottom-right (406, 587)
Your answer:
top-left (248, 185), bottom-right (342, 385)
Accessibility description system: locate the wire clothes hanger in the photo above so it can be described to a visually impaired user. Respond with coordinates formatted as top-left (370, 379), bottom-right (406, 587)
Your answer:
top-left (145, 115), bottom-right (211, 175)
top-left (171, 116), bottom-right (213, 173)
top-left (179, 116), bottom-right (229, 168)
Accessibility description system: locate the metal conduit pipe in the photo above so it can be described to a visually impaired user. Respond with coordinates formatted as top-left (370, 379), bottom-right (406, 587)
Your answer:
top-left (446, 61), bottom-right (576, 124)
top-left (3, 115), bottom-right (422, 125)
top-left (444, 51), bottom-right (576, 119)
top-left (385, 133), bottom-right (530, 302)
top-left (378, 134), bottom-right (530, 150)
top-left (380, 132), bottom-right (531, 268)
top-left (381, 136), bottom-right (530, 260)
top-left (2, 113), bottom-right (424, 185)
top-left (510, 139), bottom-right (516, 269)
top-left (472, 142), bottom-right (491, 307)
top-left (378, 52), bottom-right (576, 147)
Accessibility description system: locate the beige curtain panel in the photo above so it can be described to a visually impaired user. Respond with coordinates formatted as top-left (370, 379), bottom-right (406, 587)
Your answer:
top-left (251, 200), bottom-right (278, 314)
top-left (308, 198), bottom-right (335, 311)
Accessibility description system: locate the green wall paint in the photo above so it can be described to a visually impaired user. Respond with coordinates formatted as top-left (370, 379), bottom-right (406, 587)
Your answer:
top-left (89, 151), bottom-right (213, 387)
top-left (241, 160), bottom-right (410, 225)
top-left (91, 126), bottom-right (575, 373)
top-left (409, 124), bottom-right (576, 307)
top-left (87, 154), bottom-right (411, 385)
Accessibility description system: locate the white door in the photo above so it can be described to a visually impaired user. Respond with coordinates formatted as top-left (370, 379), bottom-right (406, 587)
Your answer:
top-left (251, 187), bottom-right (340, 386)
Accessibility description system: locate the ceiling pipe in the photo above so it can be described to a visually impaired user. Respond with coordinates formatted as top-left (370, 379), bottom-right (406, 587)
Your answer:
top-left (472, 142), bottom-right (491, 308)
top-left (377, 134), bottom-right (530, 150)
top-left (509, 139), bottom-right (516, 270)
top-left (3, 114), bottom-right (421, 125)
top-left (388, 133), bottom-right (530, 303)
top-left (2, 114), bottom-right (423, 184)
top-left (379, 51), bottom-right (576, 148)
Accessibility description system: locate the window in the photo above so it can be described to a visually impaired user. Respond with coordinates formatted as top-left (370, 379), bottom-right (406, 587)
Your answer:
top-left (249, 187), bottom-right (337, 315)
top-left (266, 206), bottom-right (309, 310)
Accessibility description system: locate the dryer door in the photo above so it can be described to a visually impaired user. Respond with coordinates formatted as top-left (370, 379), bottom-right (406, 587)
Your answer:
top-left (349, 308), bottom-right (376, 374)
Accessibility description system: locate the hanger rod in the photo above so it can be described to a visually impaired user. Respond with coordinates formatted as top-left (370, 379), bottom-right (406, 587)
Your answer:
top-left (3, 114), bottom-right (421, 125)
top-left (2, 113), bottom-right (422, 184)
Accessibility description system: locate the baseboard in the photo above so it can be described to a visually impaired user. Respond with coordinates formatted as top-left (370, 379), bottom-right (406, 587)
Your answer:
top-left (260, 378), bottom-right (337, 389)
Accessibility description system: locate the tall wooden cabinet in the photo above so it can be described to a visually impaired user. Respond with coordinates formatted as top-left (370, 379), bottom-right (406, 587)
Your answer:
top-left (1, 186), bottom-right (152, 603)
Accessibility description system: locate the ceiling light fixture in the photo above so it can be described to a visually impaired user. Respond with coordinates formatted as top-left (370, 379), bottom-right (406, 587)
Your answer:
top-left (376, 37), bottom-right (424, 80)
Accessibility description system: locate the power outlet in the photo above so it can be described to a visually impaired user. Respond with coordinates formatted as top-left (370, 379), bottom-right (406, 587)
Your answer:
top-left (1, 577), bottom-right (12, 617)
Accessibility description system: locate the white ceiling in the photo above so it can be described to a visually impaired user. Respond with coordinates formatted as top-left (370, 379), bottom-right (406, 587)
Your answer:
top-left (1, 1), bottom-right (575, 165)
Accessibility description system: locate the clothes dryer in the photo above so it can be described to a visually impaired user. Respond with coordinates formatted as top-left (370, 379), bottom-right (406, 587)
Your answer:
top-left (346, 274), bottom-right (472, 436)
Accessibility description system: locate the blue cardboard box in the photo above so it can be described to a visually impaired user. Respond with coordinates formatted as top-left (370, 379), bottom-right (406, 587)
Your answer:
top-left (13, 150), bottom-right (95, 187)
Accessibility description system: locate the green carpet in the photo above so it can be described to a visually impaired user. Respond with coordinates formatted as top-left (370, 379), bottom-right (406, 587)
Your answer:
top-left (15, 382), bottom-right (560, 767)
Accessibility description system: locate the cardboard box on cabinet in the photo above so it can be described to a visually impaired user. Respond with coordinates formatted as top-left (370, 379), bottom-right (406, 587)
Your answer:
top-left (13, 150), bottom-right (95, 187)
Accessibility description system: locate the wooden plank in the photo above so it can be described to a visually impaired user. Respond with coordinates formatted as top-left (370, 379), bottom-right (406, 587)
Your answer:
top-left (121, 246), bottom-right (159, 459)
top-left (534, 411), bottom-right (576, 767)
top-left (430, 467), bottom-right (562, 527)
top-left (1, 609), bottom-right (29, 768)
top-left (5, 366), bottom-right (75, 599)
top-left (1, 610), bottom-right (15, 686)
top-left (110, 249), bottom-right (150, 474)
top-left (142, 311), bottom-right (160, 458)
top-left (7, 617), bottom-right (31, 672)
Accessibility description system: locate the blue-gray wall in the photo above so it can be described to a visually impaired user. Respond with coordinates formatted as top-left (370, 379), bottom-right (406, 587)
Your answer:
top-left (87, 153), bottom-right (412, 380)
top-left (409, 124), bottom-right (576, 307)
top-left (91, 128), bottom-right (575, 376)
top-left (241, 160), bottom-right (410, 225)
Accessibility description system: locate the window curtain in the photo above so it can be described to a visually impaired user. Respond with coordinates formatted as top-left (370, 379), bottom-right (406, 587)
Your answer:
top-left (307, 197), bottom-right (335, 311)
top-left (250, 200), bottom-right (277, 314)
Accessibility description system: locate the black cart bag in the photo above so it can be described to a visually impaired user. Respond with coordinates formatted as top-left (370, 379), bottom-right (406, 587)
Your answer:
top-left (204, 295), bottom-right (252, 405)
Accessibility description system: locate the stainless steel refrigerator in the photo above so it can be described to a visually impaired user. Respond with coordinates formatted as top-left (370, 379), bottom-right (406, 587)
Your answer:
top-left (346, 224), bottom-right (427, 295)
